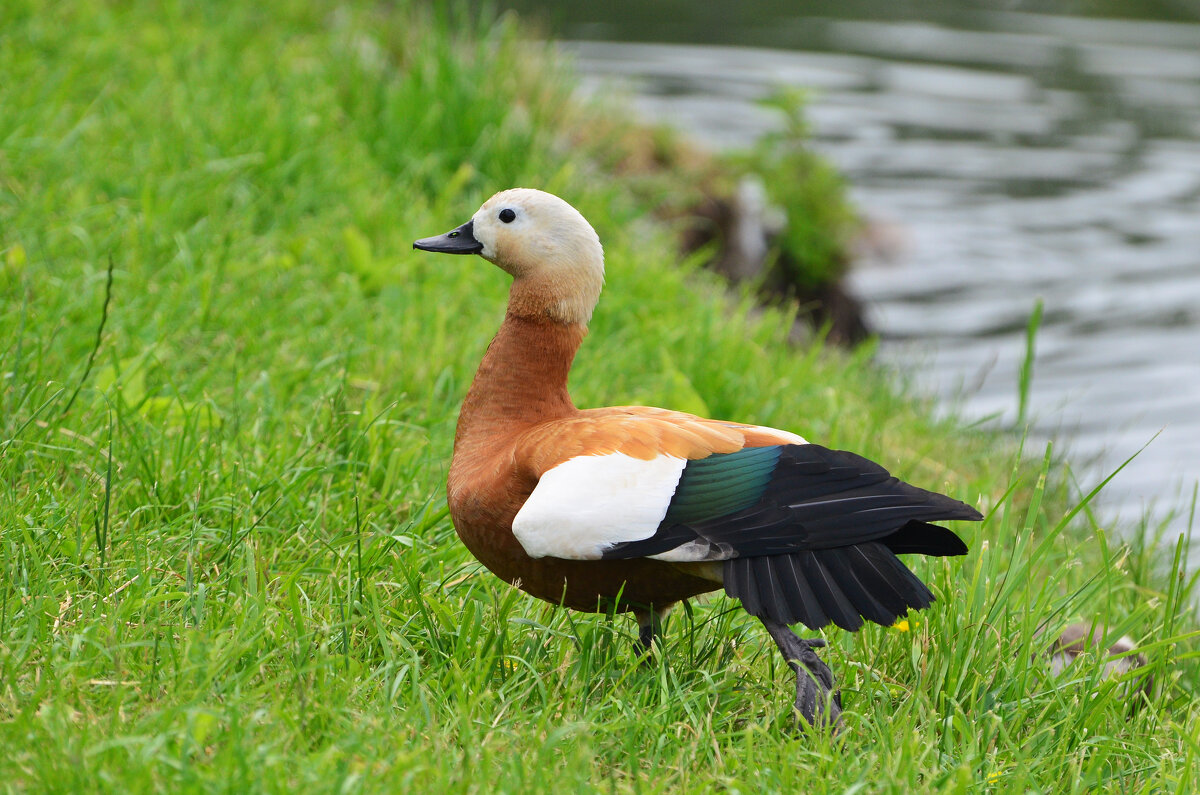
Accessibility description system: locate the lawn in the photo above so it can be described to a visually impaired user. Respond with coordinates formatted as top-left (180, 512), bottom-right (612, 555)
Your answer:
top-left (2, 1), bottom-right (1198, 792)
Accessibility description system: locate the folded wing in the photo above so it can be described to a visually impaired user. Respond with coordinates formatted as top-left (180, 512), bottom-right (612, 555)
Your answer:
top-left (511, 412), bottom-right (981, 631)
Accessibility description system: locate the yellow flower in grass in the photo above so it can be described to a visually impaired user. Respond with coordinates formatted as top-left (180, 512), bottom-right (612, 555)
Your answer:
top-left (892, 619), bottom-right (910, 632)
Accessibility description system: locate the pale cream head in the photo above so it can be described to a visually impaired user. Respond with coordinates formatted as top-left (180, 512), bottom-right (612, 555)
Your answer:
top-left (471, 189), bottom-right (605, 325)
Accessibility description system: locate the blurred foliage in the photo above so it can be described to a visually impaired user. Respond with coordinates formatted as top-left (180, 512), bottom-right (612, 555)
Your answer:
top-left (733, 90), bottom-right (859, 289)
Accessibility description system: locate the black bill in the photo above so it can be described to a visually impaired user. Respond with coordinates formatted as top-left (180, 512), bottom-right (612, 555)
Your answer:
top-left (413, 220), bottom-right (482, 254)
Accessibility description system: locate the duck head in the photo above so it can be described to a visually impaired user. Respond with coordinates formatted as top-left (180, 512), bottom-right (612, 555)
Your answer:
top-left (414, 188), bottom-right (605, 325)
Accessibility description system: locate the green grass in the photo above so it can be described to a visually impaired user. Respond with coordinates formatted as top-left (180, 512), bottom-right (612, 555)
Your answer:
top-left (2, 1), bottom-right (1199, 792)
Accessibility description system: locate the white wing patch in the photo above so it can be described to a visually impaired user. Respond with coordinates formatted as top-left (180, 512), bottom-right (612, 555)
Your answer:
top-left (512, 452), bottom-right (687, 560)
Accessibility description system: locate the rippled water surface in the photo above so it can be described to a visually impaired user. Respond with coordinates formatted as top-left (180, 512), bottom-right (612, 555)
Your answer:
top-left (542, 8), bottom-right (1200, 543)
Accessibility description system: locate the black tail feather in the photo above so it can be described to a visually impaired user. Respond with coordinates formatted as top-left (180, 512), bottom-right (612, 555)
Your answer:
top-left (822, 547), bottom-right (902, 625)
top-left (728, 557), bottom-right (761, 618)
top-left (797, 550), bottom-right (862, 631)
top-left (757, 557), bottom-right (795, 629)
top-left (778, 553), bottom-right (827, 629)
top-left (724, 542), bottom-right (936, 631)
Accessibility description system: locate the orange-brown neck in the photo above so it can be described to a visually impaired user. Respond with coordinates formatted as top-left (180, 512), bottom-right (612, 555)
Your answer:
top-left (453, 311), bottom-right (584, 457)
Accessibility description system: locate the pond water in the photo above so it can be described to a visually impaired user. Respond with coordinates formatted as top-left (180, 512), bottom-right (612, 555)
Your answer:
top-left (521, 4), bottom-right (1200, 549)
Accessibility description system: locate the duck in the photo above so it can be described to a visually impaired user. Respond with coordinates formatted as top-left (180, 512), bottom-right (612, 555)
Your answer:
top-left (413, 188), bottom-right (982, 728)
top-left (1046, 622), bottom-right (1151, 702)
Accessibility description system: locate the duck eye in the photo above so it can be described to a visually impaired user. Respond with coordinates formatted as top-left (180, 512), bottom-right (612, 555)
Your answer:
top-left (499, 208), bottom-right (516, 223)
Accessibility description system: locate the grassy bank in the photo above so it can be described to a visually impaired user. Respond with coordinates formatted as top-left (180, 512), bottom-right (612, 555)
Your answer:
top-left (2, 1), bottom-right (1198, 792)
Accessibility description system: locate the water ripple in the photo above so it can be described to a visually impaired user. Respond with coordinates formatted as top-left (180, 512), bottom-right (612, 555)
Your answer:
top-left (563, 12), bottom-right (1200, 540)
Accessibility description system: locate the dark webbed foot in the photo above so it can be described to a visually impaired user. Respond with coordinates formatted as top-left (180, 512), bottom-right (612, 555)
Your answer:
top-left (760, 617), bottom-right (843, 731)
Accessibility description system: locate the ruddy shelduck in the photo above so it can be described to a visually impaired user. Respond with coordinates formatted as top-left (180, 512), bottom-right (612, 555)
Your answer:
top-left (414, 188), bottom-right (981, 728)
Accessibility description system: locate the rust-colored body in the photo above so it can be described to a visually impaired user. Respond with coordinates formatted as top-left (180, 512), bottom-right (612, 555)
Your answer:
top-left (446, 311), bottom-right (791, 613)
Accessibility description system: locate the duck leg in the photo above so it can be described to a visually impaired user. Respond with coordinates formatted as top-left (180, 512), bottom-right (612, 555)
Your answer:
top-left (760, 617), bottom-right (843, 730)
top-left (632, 606), bottom-right (669, 658)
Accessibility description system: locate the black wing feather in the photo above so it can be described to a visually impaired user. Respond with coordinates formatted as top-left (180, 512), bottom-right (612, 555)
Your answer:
top-left (882, 520), bottom-right (969, 556)
top-left (604, 444), bottom-right (979, 560)
top-left (602, 443), bottom-right (980, 631)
